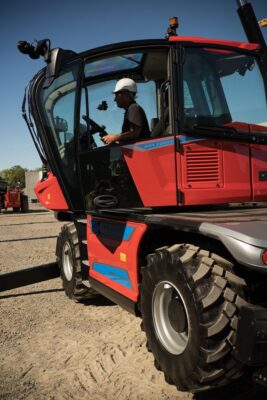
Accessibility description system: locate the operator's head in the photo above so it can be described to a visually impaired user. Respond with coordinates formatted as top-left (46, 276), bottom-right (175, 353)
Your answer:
top-left (113, 78), bottom-right (137, 108)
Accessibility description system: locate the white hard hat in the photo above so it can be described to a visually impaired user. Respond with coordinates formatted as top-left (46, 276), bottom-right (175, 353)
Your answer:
top-left (113, 78), bottom-right (137, 94)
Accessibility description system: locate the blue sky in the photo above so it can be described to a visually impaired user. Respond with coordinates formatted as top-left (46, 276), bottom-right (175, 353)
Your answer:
top-left (1, 0), bottom-right (266, 170)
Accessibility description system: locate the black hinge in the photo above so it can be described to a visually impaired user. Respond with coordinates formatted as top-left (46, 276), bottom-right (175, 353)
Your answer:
top-left (175, 137), bottom-right (182, 152)
top-left (172, 47), bottom-right (178, 65)
top-left (178, 46), bottom-right (186, 66)
top-left (177, 189), bottom-right (183, 204)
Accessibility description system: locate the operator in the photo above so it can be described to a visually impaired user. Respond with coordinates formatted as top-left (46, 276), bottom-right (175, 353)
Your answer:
top-left (102, 78), bottom-right (150, 145)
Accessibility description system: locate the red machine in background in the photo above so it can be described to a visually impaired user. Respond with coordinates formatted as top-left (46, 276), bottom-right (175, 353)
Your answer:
top-left (0, 180), bottom-right (29, 213)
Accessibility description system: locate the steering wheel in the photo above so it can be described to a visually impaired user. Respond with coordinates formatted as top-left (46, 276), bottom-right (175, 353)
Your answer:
top-left (82, 115), bottom-right (108, 137)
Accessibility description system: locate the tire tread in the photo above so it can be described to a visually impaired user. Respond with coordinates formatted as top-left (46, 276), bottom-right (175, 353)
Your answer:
top-left (56, 223), bottom-right (96, 301)
top-left (140, 243), bottom-right (247, 392)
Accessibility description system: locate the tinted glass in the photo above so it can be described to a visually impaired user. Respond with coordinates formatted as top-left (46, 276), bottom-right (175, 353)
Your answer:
top-left (183, 48), bottom-right (267, 130)
top-left (84, 53), bottom-right (143, 78)
top-left (80, 80), bottom-right (156, 149)
top-left (39, 64), bottom-right (83, 209)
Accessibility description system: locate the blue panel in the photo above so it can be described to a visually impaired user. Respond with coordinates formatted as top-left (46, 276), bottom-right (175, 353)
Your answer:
top-left (122, 226), bottom-right (134, 240)
top-left (122, 136), bottom-right (203, 152)
top-left (179, 136), bottom-right (203, 143)
top-left (90, 220), bottom-right (134, 241)
top-left (138, 138), bottom-right (173, 150)
top-left (93, 263), bottom-right (132, 289)
top-left (90, 220), bottom-right (99, 234)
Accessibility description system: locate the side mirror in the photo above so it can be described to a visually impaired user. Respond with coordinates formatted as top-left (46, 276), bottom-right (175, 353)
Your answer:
top-left (43, 48), bottom-right (77, 88)
top-left (17, 38), bottom-right (77, 89)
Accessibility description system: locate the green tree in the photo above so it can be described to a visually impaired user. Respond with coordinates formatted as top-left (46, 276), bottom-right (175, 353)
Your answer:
top-left (0, 165), bottom-right (28, 188)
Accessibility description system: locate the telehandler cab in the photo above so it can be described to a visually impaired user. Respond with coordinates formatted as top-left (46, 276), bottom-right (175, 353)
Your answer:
top-left (2, 0), bottom-right (267, 393)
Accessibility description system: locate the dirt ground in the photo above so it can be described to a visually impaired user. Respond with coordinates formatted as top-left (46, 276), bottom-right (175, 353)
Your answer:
top-left (0, 204), bottom-right (265, 400)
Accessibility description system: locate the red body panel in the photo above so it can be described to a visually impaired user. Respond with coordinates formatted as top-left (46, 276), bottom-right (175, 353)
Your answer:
top-left (5, 189), bottom-right (21, 209)
top-left (251, 144), bottom-right (267, 202)
top-left (169, 36), bottom-right (261, 51)
top-left (226, 123), bottom-right (267, 203)
top-left (34, 172), bottom-right (68, 211)
top-left (87, 215), bottom-right (147, 302)
top-left (177, 138), bottom-right (252, 205)
top-left (122, 137), bottom-right (177, 207)
top-left (122, 135), bottom-right (255, 207)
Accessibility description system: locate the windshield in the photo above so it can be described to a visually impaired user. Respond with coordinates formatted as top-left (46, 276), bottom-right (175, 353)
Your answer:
top-left (183, 48), bottom-right (267, 132)
top-left (36, 63), bottom-right (83, 209)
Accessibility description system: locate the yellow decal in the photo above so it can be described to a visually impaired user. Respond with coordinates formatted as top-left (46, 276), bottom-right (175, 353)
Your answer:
top-left (47, 193), bottom-right (51, 200)
top-left (120, 252), bottom-right (127, 262)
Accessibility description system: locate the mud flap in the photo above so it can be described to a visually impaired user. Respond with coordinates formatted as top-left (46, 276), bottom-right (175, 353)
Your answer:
top-left (0, 262), bottom-right (60, 292)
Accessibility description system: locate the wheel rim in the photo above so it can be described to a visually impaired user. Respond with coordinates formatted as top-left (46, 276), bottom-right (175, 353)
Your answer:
top-left (62, 242), bottom-right (73, 281)
top-left (152, 281), bottom-right (190, 355)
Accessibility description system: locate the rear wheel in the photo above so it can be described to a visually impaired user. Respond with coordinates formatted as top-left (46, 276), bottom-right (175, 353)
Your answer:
top-left (20, 195), bottom-right (29, 213)
top-left (56, 223), bottom-right (97, 301)
top-left (140, 244), bottom-right (247, 392)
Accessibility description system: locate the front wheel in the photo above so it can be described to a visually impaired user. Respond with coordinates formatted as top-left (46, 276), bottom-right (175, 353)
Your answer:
top-left (56, 223), bottom-right (96, 301)
top-left (140, 244), bottom-right (247, 392)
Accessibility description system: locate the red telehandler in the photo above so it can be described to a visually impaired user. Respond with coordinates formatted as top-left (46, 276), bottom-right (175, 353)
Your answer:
top-left (1, 0), bottom-right (267, 394)
top-left (0, 180), bottom-right (28, 213)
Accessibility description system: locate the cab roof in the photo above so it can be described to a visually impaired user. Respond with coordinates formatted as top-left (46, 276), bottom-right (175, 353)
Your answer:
top-left (79, 36), bottom-right (261, 60)
top-left (168, 35), bottom-right (261, 51)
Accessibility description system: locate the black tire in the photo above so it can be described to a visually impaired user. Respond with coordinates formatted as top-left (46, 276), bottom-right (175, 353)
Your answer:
top-left (56, 223), bottom-right (97, 301)
top-left (20, 195), bottom-right (29, 213)
top-left (140, 244), bottom-right (248, 393)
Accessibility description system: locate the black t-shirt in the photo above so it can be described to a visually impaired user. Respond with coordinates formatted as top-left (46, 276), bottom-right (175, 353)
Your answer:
top-left (122, 102), bottom-right (150, 139)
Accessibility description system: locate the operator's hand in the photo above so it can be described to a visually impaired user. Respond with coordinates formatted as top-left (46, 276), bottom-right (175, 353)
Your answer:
top-left (102, 134), bottom-right (120, 145)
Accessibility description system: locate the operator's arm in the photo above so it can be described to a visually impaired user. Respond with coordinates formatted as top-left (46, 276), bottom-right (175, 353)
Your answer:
top-left (102, 126), bottom-right (141, 145)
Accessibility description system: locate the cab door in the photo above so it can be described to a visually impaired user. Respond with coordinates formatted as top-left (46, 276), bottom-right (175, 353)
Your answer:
top-left (78, 79), bottom-right (145, 210)
top-left (78, 47), bottom-right (178, 210)
top-left (36, 61), bottom-right (85, 212)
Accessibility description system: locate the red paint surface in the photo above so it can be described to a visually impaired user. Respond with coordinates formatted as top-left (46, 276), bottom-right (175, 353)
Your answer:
top-left (169, 36), bottom-right (261, 51)
top-left (177, 139), bottom-right (252, 205)
top-left (4, 189), bottom-right (21, 209)
top-left (34, 172), bottom-right (68, 211)
top-left (122, 138), bottom-right (177, 207)
top-left (251, 144), bottom-right (267, 202)
top-left (87, 216), bottom-right (147, 302)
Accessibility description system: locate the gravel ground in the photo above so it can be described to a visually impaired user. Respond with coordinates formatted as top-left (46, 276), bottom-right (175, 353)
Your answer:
top-left (0, 204), bottom-right (265, 400)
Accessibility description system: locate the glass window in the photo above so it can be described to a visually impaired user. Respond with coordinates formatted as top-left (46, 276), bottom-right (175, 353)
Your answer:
top-left (40, 65), bottom-right (79, 187)
top-left (80, 79), bottom-right (156, 149)
top-left (84, 53), bottom-right (143, 78)
top-left (220, 61), bottom-right (266, 124)
top-left (183, 48), bottom-right (267, 130)
top-left (183, 81), bottom-right (194, 115)
top-left (0, 181), bottom-right (7, 192)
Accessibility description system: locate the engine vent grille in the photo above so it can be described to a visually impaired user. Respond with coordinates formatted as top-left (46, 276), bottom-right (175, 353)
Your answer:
top-left (183, 147), bottom-right (223, 188)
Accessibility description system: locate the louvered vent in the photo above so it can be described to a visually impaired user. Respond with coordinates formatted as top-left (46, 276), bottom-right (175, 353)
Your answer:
top-left (184, 148), bottom-right (223, 188)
